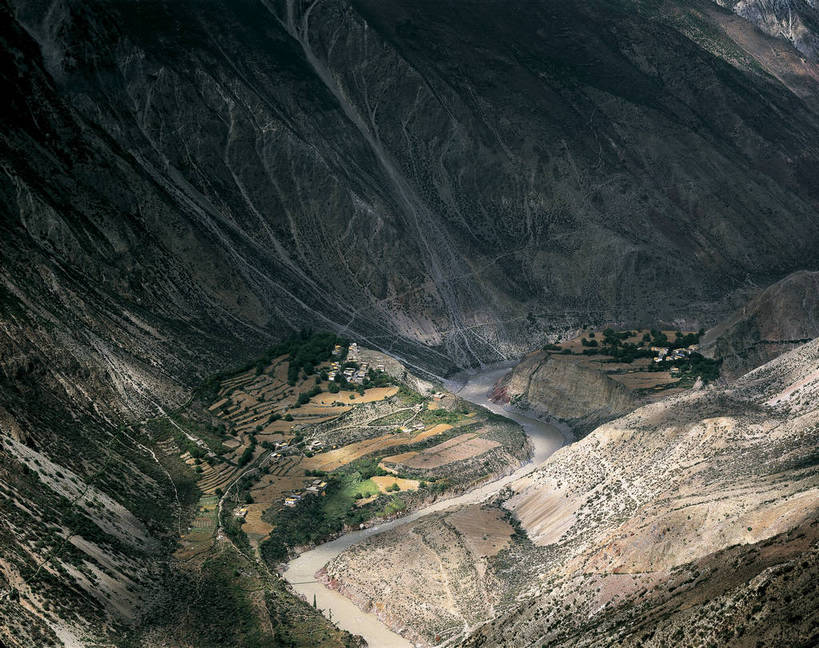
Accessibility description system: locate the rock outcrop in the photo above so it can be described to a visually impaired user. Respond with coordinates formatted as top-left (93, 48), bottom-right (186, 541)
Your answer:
top-left (491, 352), bottom-right (637, 435)
top-left (701, 270), bottom-right (819, 378)
top-left (713, 0), bottom-right (819, 61)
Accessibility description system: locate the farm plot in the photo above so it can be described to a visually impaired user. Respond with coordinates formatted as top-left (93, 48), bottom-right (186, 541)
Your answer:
top-left (410, 423), bottom-right (452, 443)
top-left (301, 435), bottom-right (408, 472)
top-left (312, 386), bottom-right (399, 406)
top-left (197, 462), bottom-right (239, 494)
top-left (371, 475), bottom-right (419, 493)
top-left (383, 433), bottom-right (501, 470)
top-left (242, 504), bottom-right (274, 549)
top-left (175, 494), bottom-right (219, 560)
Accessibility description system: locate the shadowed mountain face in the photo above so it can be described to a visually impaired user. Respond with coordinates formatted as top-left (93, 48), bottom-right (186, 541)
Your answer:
top-left (702, 270), bottom-right (819, 378)
top-left (3, 0), bottom-right (819, 419)
top-left (1, 1), bottom-right (819, 645)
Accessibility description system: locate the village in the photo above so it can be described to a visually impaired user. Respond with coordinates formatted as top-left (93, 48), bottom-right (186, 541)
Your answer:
top-left (167, 328), bottom-right (717, 569)
top-left (325, 341), bottom-right (388, 386)
top-left (538, 326), bottom-right (717, 397)
top-left (165, 332), bottom-right (528, 567)
top-left (650, 342), bottom-right (699, 376)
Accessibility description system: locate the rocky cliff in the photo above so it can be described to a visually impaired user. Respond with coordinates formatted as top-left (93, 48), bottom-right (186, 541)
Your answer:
top-left (702, 270), bottom-right (819, 378)
top-left (491, 352), bottom-right (637, 435)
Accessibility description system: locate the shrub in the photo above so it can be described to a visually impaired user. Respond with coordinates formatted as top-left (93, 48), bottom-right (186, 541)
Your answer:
top-left (296, 385), bottom-right (323, 406)
top-left (237, 443), bottom-right (255, 467)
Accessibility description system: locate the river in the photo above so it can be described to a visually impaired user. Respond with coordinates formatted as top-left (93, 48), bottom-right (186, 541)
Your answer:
top-left (282, 364), bottom-right (565, 647)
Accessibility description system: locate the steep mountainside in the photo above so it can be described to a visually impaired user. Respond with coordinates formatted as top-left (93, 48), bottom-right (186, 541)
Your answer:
top-left (714, 0), bottom-right (819, 61)
top-left (702, 270), bottom-right (819, 378)
top-left (325, 338), bottom-right (819, 647)
top-left (2, 0), bottom-right (819, 645)
top-left (3, 0), bottom-right (819, 407)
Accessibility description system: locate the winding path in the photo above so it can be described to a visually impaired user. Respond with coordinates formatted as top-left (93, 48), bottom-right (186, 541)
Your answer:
top-left (283, 364), bottom-right (566, 647)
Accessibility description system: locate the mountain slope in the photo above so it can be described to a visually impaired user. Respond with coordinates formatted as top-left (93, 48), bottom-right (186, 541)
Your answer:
top-left (701, 270), bottom-right (819, 378)
top-left (3, 0), bottom-right (819, 392)
top-left (713, 0), bottom-right (819, 61)
top-left (2, 0), bottom-right (819, 644)
top-left (324, 338), bottom-right (819, 646)
top-left (463, 336), bottom-right (819, 647)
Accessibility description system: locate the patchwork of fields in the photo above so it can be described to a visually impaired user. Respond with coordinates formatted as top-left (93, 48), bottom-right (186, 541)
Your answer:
top-left (154, 336), bottom-right (528, 575)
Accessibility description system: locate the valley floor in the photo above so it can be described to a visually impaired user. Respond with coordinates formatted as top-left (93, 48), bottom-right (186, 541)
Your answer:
top-left (119, 335), bottom-right (535, 646)
top-left (283, 364), bottom-right (565, 646)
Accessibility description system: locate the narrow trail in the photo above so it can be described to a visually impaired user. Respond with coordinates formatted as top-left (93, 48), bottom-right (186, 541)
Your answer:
top-left (119, 425), bottom-right (184, 537)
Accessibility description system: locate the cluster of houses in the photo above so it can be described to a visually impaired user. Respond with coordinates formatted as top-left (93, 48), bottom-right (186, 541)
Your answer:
top-left (326, 359), bottom-right (368, 384)
top-left (651, 344), bottom-right (699, 365)
top-left (283, 478), bottom-right (328, 507)
top-left (345, 362), bottom-right (369, 384)
top-left (399, 422), bottom-right (426, 433)
top-left (327, 358), bottom-right (386, 385)
top-left (306, 439), bottom-right (324, 452)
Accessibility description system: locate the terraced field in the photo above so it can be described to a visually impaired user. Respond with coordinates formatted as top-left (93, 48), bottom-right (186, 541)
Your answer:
top-left (175, 494), bottom-right (219, 561)
top-left (146, 335), bottom-right (531, 622)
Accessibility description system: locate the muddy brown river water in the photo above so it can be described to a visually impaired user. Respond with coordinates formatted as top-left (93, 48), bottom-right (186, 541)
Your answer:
top-left (283, 364), bottom-right (566, 647)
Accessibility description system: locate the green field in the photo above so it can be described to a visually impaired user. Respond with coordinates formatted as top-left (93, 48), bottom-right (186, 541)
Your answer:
top-left (322, 473), bottom-right (379, 520)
